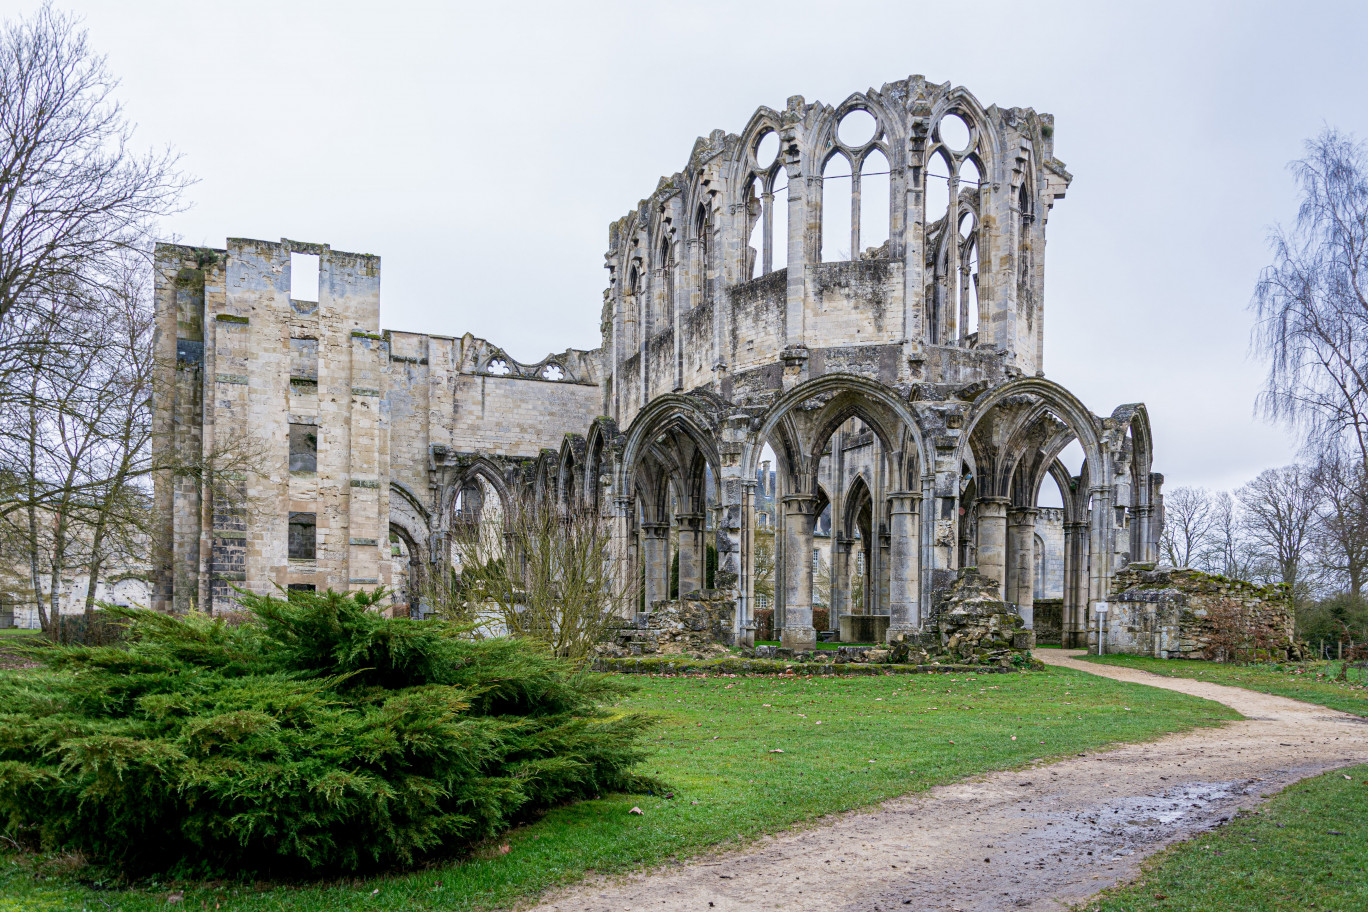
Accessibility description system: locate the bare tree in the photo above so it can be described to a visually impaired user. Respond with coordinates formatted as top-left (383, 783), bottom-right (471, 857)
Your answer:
top-left (452, 495), bottom-right (631, 660)
top-left (1161, 485), bottom-right (1216, 568)
top-left (1237, 465), bottom-right (1322, 599)
top-left (0, 4), bottom-right (185, 339)
top-left (1311, 449), bottom-right (1368, 599)
top-left (1202, 491), bottom-right (1258, 581)
top-left (1252, 129), bottom-right (1368, 465)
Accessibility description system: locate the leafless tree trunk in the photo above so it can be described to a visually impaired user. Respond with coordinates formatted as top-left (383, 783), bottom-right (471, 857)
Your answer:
top-left (0, 6), bottom-right (188, 629)
top-left (1237, 465), bottom-right (1322, 599)
top-left (1202, 491), bottom-right (1257, 581)
top-left (1312, 449), bottom-right (1368, 600)
top-left (1252, 129), bottom-right (1368, 466)
top-left (1161, 485), bottom-right (1216, 568)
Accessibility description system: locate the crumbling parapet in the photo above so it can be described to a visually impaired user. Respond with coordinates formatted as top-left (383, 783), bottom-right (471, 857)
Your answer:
top-left (1107, 564), bottom-right (1300, 660)
top-left (596, 593), bottom-right (738, 659)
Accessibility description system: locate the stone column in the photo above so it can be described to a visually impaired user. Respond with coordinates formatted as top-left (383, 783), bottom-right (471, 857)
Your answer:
top-left (878, 530), bottom-right (891, 616)
top-left (830, 537), bottom-right (850, 634)
top-left (1062, 521), bottom-right (1088, 648)
top-left (1134, 504), bottom-right (1154, 565)
top-left (1087, 485), bottom-right (1115, 654)
top-left (976, 497), bottom-right (1010, 598)
top-left (1007, 507), bottom-right (1038, 629)
top-left (780, 494), bottom-right (818, 651)
top-left (676, 512), bottom-right (706, 596)
top-left (641, 522), bottom-right (670, 609)
top-left (887, 491), bottom-right (922, 640)
top-left (613, 495), bottom-right (637, 620)
top-left (737, 477), bottom-right (757, 647)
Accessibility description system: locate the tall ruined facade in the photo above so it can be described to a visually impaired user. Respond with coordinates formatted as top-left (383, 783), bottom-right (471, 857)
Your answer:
top-left (153, 76), bottom-right (1162, 652)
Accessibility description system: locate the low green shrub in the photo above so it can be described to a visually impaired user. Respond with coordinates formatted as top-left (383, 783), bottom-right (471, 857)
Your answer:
top-left (0, 588), bottom-right (656, 878)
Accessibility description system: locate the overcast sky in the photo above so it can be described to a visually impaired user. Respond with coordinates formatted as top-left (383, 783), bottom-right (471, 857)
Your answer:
top-left (15, 0), bottom-right (1367, 493)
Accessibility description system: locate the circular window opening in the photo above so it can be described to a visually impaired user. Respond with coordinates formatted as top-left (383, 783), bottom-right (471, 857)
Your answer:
top-left (542, 363), bottom-right (565, 380)
top-left (938, 113), bottom-right (972, 153)
top-left (754, 130), bottom-right (779, 168)
top-left (486, 358), bottom-right (511, 376)
top-left (837, 109), bottom-right (878, 147)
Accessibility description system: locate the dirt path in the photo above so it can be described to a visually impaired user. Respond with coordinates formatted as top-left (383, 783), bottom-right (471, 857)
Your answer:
top-left (529, 650), bottom-right (1368, 912)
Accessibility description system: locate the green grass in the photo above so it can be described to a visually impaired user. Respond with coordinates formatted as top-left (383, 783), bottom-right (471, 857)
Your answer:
top-left (1087, 764), bottom-right (1368, 911)
top-left (1081, 655), bottom-right (1368, 717)
top-left (0, 628), bottom-right (37, 637)
top-left (0, 666), bottom-right (1237, 912)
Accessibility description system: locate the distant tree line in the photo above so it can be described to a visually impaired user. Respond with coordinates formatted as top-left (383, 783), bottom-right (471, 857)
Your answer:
top-left (1167, 124), bottom-right (1368, 650)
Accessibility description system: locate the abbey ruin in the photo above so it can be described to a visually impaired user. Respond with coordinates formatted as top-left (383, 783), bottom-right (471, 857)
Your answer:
top-left (151, 75), bottom-right (1163, 653)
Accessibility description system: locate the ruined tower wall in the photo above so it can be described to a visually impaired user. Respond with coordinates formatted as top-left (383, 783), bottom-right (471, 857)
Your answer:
top-left (153, 241), bottom-right (604, 611)
top-left (153, 239), bottom-right (392, 609)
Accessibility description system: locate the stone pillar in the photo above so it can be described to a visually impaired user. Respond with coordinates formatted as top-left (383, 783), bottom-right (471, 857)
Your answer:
top-left (1087, 485), bottom-right (1115, 654)
top-left (641, 522), bottom-right (670, 609)
top-left (613, 495), bottom-right (636, 620)
top-left (1134, 504), bottom-right (1154, 565)
top-left (1062, 521), bottom-right (1088, 648)
top-left (737, 477), bottom-right (757, 647)
top-left (718, 414), bottom-right (751, 643)
top-left (780, 494), bottom-right (818, 651)
top-left (830, 537), bottom-right (851, 633)
top-left (878, 530), bottom-right (891, 616)
top-left (887, 491), bottom-right (921, 640)
top-left (676, 512), bottom-right (706, 596)
top-left (1007, 507), bottom-right (1038, 629)
top-left (976, 497), bottom-right (1010, 598)
top-left (930, 450), bottom-right (960, 588)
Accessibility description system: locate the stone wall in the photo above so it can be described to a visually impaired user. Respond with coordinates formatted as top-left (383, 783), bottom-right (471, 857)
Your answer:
top-left (598, 594), bottom-right (738, 659)
top-left (1033, 598), bottom-right (1063, 645)
top-left (1106, 564), bottom-right (1299, 660)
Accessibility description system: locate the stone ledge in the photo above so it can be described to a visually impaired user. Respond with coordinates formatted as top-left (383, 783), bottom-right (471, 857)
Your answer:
top-left (592, 656), bottom-right (1029, 676)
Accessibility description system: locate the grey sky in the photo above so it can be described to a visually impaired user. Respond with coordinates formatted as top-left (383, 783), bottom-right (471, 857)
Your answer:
top-left (16, 0), bottom-right (1366, 493)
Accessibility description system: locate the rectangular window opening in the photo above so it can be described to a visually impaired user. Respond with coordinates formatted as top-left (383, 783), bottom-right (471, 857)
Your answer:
top-left (287, 583), bottom-right (316, 595)
top-left (288, 512), bottom-right (317, 560)
top-left (289, 423), bottom-right (318, 473)
top-left (290, 252), bottom-right (320, 302)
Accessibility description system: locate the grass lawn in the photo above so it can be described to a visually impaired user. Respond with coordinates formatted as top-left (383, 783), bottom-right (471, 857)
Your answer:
top-left (1081, 655), bottom-right (1368, 718)
top-left (0, 628), bottom-right (37, 636)
top-left (0, 665), bottom-right (1237, 912)
top-left (1087, 763), bottom-right (1368, 911)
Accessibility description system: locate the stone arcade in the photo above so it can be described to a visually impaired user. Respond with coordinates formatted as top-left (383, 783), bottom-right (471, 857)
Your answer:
top-left (151, 75), bottom-right (1164, 654)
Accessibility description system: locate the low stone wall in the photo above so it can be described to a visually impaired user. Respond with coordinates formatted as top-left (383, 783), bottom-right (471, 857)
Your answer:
top-left (593, 656), bottom-right (1024, 676)
top-left (1034, 599), bottom-right (1063, 646)
top-left (596, 593), bottom-right (736, 659)
top-left (1107, 564), bottom-right (1301, 660)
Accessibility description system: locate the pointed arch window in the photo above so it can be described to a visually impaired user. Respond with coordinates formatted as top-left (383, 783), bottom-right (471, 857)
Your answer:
top-left (694, 202), bottom-right (714, 309)
top-left (821, 153), bottom-right (853, 262)
top-left (744, 128), bottom-right (788, 278)
top-left (820, 108), bottom-right (889, 263)
top-left (658, 235), bottom-right (675, 330)
top-left (923, 109), bottom-right (984, 347)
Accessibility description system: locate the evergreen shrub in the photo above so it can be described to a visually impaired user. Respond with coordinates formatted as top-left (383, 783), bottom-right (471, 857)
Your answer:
top-left (0, 588), bottom-right (656, 877)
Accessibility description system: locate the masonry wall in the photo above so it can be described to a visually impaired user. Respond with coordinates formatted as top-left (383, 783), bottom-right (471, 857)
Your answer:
top-left (1035, 507), bottom-right (1065, 599)
top-left (1106, 565), bottom-right (1298, 660)
top-left (153, 238), bottom-right (605, 614)
top-left (154, 239), bottom-right (392, 610)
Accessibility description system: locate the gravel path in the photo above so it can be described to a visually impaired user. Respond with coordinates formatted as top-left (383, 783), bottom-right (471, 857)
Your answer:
top-left (528, 649), bottom-right (1368, 912)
